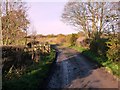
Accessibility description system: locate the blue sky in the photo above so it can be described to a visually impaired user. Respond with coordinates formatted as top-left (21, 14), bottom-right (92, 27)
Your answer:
top-left (27, 2), bottom-right (78, 35)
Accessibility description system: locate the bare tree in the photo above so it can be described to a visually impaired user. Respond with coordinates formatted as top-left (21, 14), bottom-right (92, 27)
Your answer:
top-left (62, 1), bottom-right (119, 39)
top-left (62, 2), bottom-right (90, 38)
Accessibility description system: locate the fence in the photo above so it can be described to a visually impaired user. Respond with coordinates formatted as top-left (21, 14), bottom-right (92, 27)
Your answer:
top-left (24, 42), bottom-right (51, 62)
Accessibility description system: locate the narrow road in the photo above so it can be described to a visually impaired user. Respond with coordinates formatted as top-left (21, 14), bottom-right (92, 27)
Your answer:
top-left (46, 46), bottom-right (119, 89)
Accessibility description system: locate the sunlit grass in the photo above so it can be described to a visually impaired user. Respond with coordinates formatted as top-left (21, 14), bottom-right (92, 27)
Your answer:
top-left (70, 45), bottom-right (87, 52)
top-left (70, 45), bottom-right (120, 78)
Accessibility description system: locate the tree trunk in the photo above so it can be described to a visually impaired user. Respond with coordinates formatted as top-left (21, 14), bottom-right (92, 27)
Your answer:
top-left (0, 2), bottom-right (2, 46)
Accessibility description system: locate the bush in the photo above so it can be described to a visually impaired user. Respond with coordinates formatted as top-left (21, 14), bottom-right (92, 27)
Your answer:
top-left (90, 38), bottom-right (109, 58)
top-left (106, 36), bottom-right (120, 63)
top-left (69, 34), bottom-right (78, 46)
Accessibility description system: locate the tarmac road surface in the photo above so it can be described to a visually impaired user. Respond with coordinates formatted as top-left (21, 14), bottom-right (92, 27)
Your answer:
top-left (46, 46), bottom-right (119, 89)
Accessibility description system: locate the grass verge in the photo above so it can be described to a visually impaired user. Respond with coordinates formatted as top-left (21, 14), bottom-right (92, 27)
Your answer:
top-left (69, 45), bottom-right (87, 52)
top-left (70, 46), bottom-right (120, 78)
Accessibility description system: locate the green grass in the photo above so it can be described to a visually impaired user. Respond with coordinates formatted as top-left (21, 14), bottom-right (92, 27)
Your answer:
top-left (69, 45), bottom-right (87, 52)
top-left (3, 49), bottom-right (56, 90)
top-left (70, 46), bottom-right (120, 78)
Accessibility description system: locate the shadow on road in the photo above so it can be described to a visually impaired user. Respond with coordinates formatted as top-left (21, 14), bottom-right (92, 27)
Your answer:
top-left (41, 45), bottom-right (118, 89)
top-left (44, 48), bottom-right (102, 89)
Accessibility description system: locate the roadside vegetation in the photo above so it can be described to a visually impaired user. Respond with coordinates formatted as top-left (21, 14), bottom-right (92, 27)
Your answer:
top-left (2, 46), bottom-right (56, 90)
top-left (63, 33), bottom-right (120, 78)
top-left (70, 44), bottom-right (119, 78)
top-left (61, 2), bottom-right (120, 78)
top-left (1, 1), bottom-right (56, 89)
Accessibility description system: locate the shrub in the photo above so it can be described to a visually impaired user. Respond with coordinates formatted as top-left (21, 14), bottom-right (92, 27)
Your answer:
top-left (90, 38), bottom-right (109, 58)
top-left (106, 36), bottom-right (120, 63)
top-left (69, 34), bottom-right (78, 46)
